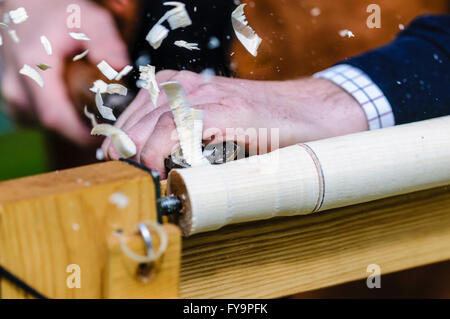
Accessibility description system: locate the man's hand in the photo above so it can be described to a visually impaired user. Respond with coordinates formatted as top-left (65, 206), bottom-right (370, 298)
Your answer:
top-left (1, 0), bottom-right (129, 145)
top-left (102, 70), bottom-right (369, 177)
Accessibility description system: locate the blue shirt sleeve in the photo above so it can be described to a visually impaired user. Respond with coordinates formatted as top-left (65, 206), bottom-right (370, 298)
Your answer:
top-left (342, 15), bottom-right (450, 125)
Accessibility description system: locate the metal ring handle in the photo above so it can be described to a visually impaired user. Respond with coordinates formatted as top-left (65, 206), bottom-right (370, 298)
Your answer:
top-left (119, 221), bottom-right (168, 263)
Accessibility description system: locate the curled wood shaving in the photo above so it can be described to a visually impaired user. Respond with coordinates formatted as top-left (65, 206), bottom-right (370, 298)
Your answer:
top-left (19, 64), bottom-right (44, 88)
top-left (36, 63), bottom-right (52, 71)
top-left (146, 23), bottom-right (169, 50)
top-left (163, 2), bottom-right (192, 30)
top-left (69, 32), bottom-right (90, 41)
top-left (90, 81), bottom-right (127, 96)
top-left (106, 84), bottom-right (128, 96)
top-left (231, 4), bottom-right (262, 57)
top-left (8, 29), bottom-right (19, 43)
top-left (146, 1), bottom-right (191, 49)
top-left (9, 7), bottom-right (28, 24)
top-left (73, 49), bottom-right (89, 61)
top-left (0, 23), bottom-right (8, 29)
top-left (115, 65), bottom-right (133, 81)
top-left (95, 90), bottom-right (117, 121)
top-left (85, 107), bottom-right (136, 159)
top-left (161, 81), bottom-right (209, 167)
top-left (84, 106), bottom-right (98, 127)
top-left (91, 124), bottom-right (136, 159)
top-left (40, 36), bottom-right (52, 56)
top-left (139, 65), bottom-right (160, 106)
top-left (90, 80), bottom-right (108, 94)
top-left (174, 40), bottom-right (200, 50)
top-left (97, 60), bottom-right (119, 81)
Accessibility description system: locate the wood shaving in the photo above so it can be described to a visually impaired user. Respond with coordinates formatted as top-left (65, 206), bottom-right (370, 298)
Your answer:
top-left (161, 81), bottom-right (209, 167)
top-left (97, 60), bottom-right (119, 81)
top-left (40, 36), bottom-right (52, 56)
top-left (73, 49), bottom-right (89, 61)
top-left (85, 107), bottom-right (136, 159)
top-left (91, 124), bottom-right (136, 159)
top-left (146, 1), bottom-right (192, 49)
top-left (36, 63), bottom-right (52, 71)
top-left (90, 81), bottom-right (127, 96)
top-left (19, 64), bottom-right (44, 88)
top-left (106, 83), bottom-right (128, 96)
top-left (231, 4), bottom-right (262, 57)
top-left (9, 7), bottom-right (28, 24)
top-left (139, 65), bottom-right (160, 106)
top-left (84, 106), bottom-right (98, 127)
top-left (339, 29), bottom-right (355, 38)
top-left (8, 29), bottom-right (19, 43)
top-left (95, 90), bottom-right (117, 121)
top-left (115, 65), bottom-right (133, 81)
top-left (90, 80), bottom-right (108, 94)
top-left (163, 2), bottom-right (192, 30)
top-left (146, 23), bottom-right (169, 49)
top-left (174, 40), bottom-right (200, 50)
top-left (0, 23), bottom-right (8, 29)
top-left (69, 32), bottom-right (90, 41)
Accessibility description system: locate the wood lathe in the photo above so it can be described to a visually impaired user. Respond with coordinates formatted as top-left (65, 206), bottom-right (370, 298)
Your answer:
top-left (1, 116), bottom-right (450, 299)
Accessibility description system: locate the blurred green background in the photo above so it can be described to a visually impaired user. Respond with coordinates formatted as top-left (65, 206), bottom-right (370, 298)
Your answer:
top-left (0, 100), bottom-right (49, 181)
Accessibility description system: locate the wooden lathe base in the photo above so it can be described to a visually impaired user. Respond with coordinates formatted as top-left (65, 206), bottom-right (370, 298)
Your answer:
top-left (0, 161), bottom-right (449, 298)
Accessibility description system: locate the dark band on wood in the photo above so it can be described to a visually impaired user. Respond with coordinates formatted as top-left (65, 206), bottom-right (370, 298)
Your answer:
top-left (297, 143), bottom-right (326, 212)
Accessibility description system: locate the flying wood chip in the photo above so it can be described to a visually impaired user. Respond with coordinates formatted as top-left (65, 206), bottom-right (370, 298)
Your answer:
top-left (19, 64), bottom-right (44, 88)
top-left (85, 107), bottom-right (136, 159)
top-left (40, 36), bottom-right (52, 56)
top-left (231, 4), bottom-right (262, 57)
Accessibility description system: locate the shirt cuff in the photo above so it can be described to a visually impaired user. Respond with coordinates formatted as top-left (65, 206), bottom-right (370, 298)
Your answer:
top-left (314, 64), bottom-right (395, 130)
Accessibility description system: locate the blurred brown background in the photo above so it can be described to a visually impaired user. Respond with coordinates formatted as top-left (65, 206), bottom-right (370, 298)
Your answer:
top-left (232, 0), bottom-right (448, 79)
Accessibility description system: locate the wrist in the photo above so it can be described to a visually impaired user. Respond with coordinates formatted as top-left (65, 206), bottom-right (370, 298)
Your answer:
top-left (284, 77), bottom-right (369, 143)
top-left (315, 77), bottom-right (369, 135)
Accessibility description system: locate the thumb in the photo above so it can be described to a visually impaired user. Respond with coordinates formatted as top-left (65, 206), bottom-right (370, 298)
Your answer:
top-left (82, 4), bottom-right (130, 69)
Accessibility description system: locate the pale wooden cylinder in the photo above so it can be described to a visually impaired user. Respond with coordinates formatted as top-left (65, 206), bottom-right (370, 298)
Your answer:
top-left (167, 116), bottom-right (450, 236)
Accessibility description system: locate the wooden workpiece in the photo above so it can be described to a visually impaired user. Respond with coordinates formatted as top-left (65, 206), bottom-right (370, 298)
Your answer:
top-left (0, 161), bottom-right (449, 298)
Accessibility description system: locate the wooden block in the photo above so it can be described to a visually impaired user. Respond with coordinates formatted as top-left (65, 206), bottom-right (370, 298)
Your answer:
top-left (179, 186), bottom-right (450, 298)
top-left (0, 161), bottom-right (157, 299)
top-left (103, 224), bottom-right (181, 299)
